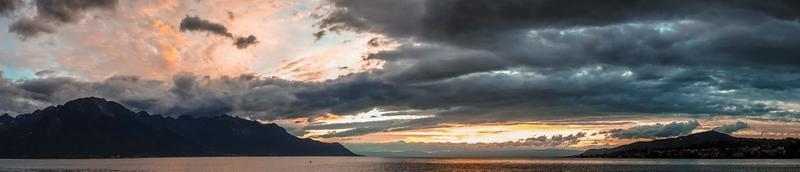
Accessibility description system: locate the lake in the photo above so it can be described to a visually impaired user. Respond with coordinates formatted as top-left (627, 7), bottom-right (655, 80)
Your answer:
top-left (1, 157), bottom-right (799, 172)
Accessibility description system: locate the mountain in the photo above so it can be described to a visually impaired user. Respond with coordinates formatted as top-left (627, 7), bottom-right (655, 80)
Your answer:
top-left (0, 97), bottom-right (356, 158)
top-left (577, 131), bottom-right (800, 158)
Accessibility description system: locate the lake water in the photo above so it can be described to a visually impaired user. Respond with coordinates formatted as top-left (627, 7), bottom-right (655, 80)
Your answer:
top-left (0, 157), bottom-right (799, 172)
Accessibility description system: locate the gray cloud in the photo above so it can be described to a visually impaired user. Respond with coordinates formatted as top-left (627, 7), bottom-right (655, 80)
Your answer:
top-left (364, 19), bottom-right (800, 84)
top-left (0, 71), bottom-right (372, 118)
top-left (312, 30), bottom-right (325, 41)
top-left (34, 70), bottom-right (57, 77)
top-left (713, 121), bottom-right (749, 134)
top-left (516, 132), bottom-right (586, 147)
top-left (7, 0), bottom-right (118, 38)
top-left (309, 119), bottom-right (415, 138)
top-left (179, 15), bottom-right (259, 49)
top-left (233, 35), bottom-right (258, 49)
top-left (317, 0), bottom-right (800, 84)
top-left (35, 0), bottom-right (117, 23)
top-left (179, 15), bottom-right (234, 38)
top-left (0, 71), bottom-right (43, 115)
top-left (318, 0), bottom-right (800, 40)
top-left (8, 17), bottom-right (55, 38)
top-left (605, 120), bottom-right (700, 139)
top-left (0, 0), bottom-right (19, 16)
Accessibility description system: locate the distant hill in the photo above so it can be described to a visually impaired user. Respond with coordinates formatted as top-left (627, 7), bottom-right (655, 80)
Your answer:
top-left (576, 130), bottom-right (800, 158)
top-left (0, 97), bottom-right (356, 158)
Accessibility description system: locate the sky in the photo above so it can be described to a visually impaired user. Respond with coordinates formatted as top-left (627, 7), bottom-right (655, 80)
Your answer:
top-left (1, 0), bottom-right (800, 156)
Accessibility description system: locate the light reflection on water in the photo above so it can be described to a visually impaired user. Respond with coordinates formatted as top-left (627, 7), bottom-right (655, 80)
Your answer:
top-left (1, 157), bottom-right (799, 172)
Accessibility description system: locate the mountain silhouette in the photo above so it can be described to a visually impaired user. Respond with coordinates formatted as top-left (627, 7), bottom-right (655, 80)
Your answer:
top-left (0, 97), bottom-right (356, 158)
top-left (577, 130), bottom-right (800, 158)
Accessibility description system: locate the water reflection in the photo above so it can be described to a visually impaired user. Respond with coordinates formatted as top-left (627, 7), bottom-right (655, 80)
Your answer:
top-left (1, 157), bottom-right (799, 172)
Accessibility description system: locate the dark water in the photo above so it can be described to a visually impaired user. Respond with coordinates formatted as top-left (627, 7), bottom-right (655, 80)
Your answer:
top-left (0, 157), bottom-right (799, 172)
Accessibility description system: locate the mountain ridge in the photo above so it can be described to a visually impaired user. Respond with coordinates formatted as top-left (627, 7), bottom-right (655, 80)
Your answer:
top-left (0, 97), bottom-right (357, 158)
top-left (577, 130), bottom-right (800, 158)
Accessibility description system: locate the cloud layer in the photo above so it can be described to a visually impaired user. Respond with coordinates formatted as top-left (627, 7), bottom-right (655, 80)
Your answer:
top-left (305, 0), bottom-right (800, 136)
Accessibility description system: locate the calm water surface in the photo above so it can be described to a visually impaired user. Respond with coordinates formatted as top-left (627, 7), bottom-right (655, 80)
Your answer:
top-left (0, 157), bottom-right (799, 172)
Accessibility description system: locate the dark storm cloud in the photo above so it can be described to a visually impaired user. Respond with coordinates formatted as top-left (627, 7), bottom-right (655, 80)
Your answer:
top-left (713, 121), bottom-right (749, 134)
top-left (179, 15), bottom-right (234, 38)
top-left (317, 0), bottom-right (800, 84)
top-left (318, 0), bottom-right (800, 40)
top-left (179, 15), bottom-right (259, 49)
top-left (366, 19), bottom-right (800, 84)
top-left (7, 0), bottom-right (118, 38)
top-left (386, 66), bottom-right (784, 119)
top-left (605, 120), bottom-right (700, 139)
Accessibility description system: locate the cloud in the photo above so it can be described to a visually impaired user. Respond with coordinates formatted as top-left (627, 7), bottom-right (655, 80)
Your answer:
top-left (318, 0), bottom-right (800, 39)
top-left (7, 0), bottom-right (118, 38)
top-left (233, 35), bottom-right (258, 49)
top-left (0, 72), bottom-right (371, 118)
top-left (0, 0), bottom-right (19, 16)
top-left (8, 17), bottom-right (56, 38)
top-left (310, 119), bottom-right (413, 138)
top-left (179, 15), bottom-right (259, 49)
top-left (312, 30), bottom-right (325, 41)
top-left (34, 70), bottom-right (57, 77)
top-left (0, 71), bottom-right (46, 115)
top-left (315, 0), bottom-right (800, 84)
top-left (35, 0), bottom-right (118, 22)
top-left (515, 132), bottom-right (586, 147)
top-left (357, 19), bottom-right (800, 85)
top-left (713, 121), bottom-right (749, 134)
top-left (605, 120), bottom-right (700, 139)
top-left (179, 15), bottom-right (234, 37)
